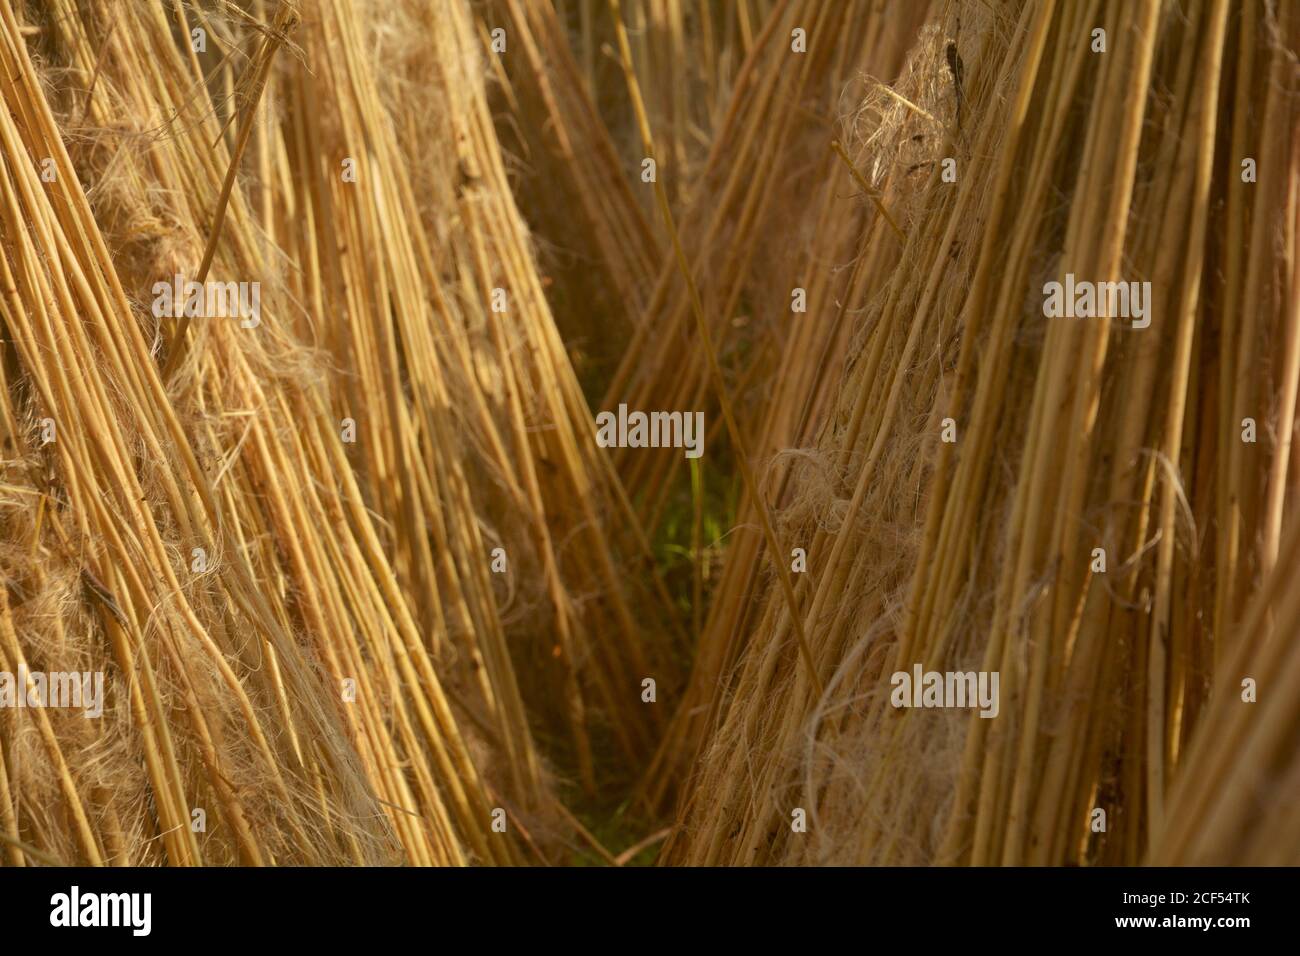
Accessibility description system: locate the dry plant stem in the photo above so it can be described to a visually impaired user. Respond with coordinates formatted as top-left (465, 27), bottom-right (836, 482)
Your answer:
top-left (831, 139), bottom-right (904, 241)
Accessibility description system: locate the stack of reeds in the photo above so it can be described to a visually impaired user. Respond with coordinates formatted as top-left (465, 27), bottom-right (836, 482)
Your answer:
top-left (2, 0), bottom-right (1296, 869)
top-left (368, 0), bottom-right (684, 794)
top-left (478, 0), bottom-right (662, 377)
top-left (665, 0), bottom-right (1300, 866)
top-left (1, 0), bottom-right (412, 866)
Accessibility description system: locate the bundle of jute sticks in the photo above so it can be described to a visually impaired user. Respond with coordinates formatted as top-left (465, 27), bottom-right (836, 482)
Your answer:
top-left (1, 0), bottom-right (1295, 867)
